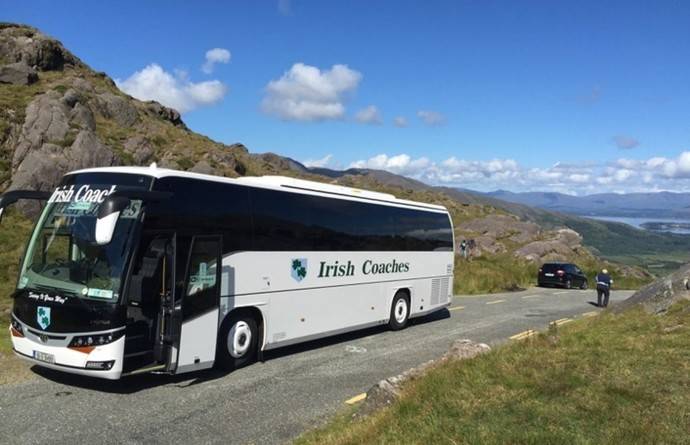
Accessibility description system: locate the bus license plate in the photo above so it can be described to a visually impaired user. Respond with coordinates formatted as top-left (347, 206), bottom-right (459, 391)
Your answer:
top-left (33, 351), bottom-right (55, 364)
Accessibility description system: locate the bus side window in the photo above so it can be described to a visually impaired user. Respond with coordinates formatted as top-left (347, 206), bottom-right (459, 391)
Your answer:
top-left (183, 236), bottom-right (221, 319)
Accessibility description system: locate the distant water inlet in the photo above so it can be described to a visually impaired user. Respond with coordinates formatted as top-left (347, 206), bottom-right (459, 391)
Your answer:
top-left (586, 216), bottom-right (690, 234)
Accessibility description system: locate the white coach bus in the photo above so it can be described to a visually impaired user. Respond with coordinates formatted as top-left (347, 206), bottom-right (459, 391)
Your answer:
top-left (1, 165), bottom-right (454, 379)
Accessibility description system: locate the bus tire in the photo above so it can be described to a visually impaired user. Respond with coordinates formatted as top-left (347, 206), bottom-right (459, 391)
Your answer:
top-left (216, 313), bottom-right (258, 371)
top-left (388, 291), bottom-right (410, 331)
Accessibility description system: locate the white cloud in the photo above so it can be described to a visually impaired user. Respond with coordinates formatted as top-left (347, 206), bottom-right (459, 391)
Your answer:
top-left (303, 154), bottom-right (334, 168)
top-left (349, 154), bottom-right (431, 176)
top-left (343, 150), bottom-right (690, 194)
top-left (417, 110), bottom-right (446, 126)
top-left (261, 63), bottom-right (362, 121)
top-left (393, 116), bottom-right (408, 128)
top-left (202, 48), bottom-right (231, 74)
top-left (355, 105), bottom-right (382, 125)
top-left (612, 135), bottom-right (639, 149)
top-left (116, 63), bottom-right (228, 113)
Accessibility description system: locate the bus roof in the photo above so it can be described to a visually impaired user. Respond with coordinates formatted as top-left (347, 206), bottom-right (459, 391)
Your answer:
top-left (68, 165), bottom-right (449, 212)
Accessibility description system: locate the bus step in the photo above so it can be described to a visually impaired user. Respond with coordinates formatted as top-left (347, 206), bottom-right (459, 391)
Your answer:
top-left (125, 334), bottom-right (146, 341)
top-left (122, 363), bottom-right (166, 376)
top-left (124, 350), bottom-right (153, 358)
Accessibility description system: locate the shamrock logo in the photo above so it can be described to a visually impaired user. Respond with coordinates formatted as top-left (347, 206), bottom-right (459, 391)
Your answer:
top-left (291, 258), bottom-right (308, 282)
top-left (37, 306), bottom-right (51, 330)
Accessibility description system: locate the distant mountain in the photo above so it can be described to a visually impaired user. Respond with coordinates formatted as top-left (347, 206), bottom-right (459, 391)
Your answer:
top-left (487, 190), bottom-right (690, 218)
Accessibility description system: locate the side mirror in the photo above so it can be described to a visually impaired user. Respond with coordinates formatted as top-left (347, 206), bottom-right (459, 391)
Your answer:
top-left (0, 190), bottom-right (51, 224)
top-left (95, 196), bottom-right (130, 245)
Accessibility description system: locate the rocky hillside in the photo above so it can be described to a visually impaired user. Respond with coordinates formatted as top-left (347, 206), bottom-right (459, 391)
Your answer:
top-left (0, 23), bottom-right (335, 195)
top-left (0, 23), bottom-right (652, 293)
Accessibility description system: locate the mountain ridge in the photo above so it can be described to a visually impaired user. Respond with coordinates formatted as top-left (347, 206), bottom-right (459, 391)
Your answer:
top-left (486, 189), bottom-right (690, 218)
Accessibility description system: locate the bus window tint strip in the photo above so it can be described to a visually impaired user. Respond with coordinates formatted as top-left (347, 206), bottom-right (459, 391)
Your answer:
top-left (250, 188), bottom-right (453, 251)
top-left (150, 177), bottom-right (453, 252)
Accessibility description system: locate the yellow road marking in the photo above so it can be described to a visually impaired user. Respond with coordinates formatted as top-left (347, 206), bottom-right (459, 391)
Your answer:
top-left (345, 393), bottom-right (367, 405)
top-left (486, 299), bottom-right (506, 305)
top-left (510, 329), bottom-right (537, 340)
top-left (551, 318), bottom-right (573, 326)
top-left (582, 311), bottom-right (599, 317)
top-left (521, 294), bottom-right (541, 299)
top-left (448, 306), bottom-right (465, 312)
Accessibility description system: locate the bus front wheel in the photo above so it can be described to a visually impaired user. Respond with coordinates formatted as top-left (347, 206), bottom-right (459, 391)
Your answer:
top-left (389, 291), bottom-right (410, 331)
top-left (216, 313), bottom-right (258, 371)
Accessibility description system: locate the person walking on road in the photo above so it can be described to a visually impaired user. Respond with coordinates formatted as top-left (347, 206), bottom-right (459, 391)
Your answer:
top-left (596, 268), bottom-right (613, 307)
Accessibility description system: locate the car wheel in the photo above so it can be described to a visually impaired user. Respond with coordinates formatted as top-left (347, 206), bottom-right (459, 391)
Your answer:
top-left (216, 313), bottom-right (259, 371)
top-left (389, 290), bottom-right (410, 331)
top-left (580, 280), bottom-right (588, 290)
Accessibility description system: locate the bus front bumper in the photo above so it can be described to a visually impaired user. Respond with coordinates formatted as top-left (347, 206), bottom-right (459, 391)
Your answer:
top-left (9, 325), bottom-right (124, 380)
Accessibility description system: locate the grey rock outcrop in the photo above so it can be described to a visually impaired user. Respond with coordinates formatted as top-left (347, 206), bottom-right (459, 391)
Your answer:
top-left (0, 61), bottom-right (37, 85)
top-left (515, 239), bottom-right (576, 262)
top-left (459, 214), bottom-right (541, 241)
top-left (458, 214), bottom-right (542, 257)
top-left (123, 136), bottom-right (154, 164)
top-left (0, 23), bottom-right (83, 71)
top-left (94, 92), bottom-right (138, 127)
top-left (9, 88), bottom-right (120, 209)
top-left (189, 160), bottom-right (216, 175)
top-left (145, 101), bottom-right (187, 129)
top-left (12, 91), bottom-right (71, 168)
top-left (614, 263), bottom-right (690, 314)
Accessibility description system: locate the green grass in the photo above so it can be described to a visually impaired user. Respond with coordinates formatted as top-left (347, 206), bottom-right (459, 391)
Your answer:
top-left (454, 254), bottom-right (538, 294)
top-left (0, 210), bottom-right (33, 312)
top-left (453, 253), bottom-right (651, 295)
top-left (297, 301), bottom-right (690, 445)
top-left (0, 211), bottom-right (34, 384)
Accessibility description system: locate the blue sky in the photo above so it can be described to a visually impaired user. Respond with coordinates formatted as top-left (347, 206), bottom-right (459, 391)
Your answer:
top-left (3, 1), bottom-right (690, 194)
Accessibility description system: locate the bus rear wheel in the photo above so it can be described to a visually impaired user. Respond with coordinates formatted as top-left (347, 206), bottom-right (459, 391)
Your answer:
top-left (216, 313), bottom-right (258, 371)
top-left (388, 291), bottom-right (410, 331)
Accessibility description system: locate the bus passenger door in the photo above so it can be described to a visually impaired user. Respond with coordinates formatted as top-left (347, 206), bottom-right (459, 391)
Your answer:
top-left (176, 235), bottom-right (222, 373)
top-left (123, 233), bottom-right (177, 374)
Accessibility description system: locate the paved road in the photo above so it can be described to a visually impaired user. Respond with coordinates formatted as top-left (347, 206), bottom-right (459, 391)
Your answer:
top-left (0, 287), bottom-right (632, 445)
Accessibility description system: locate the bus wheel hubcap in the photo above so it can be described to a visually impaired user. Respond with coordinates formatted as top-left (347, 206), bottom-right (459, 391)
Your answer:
top-left (228, 321), bottom-right (251, 358)
top-left (395, 299), bottom-right (408, 323)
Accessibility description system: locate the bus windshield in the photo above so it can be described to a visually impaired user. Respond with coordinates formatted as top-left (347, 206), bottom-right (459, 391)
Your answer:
top-left (17, 177), bottom-right (148, 303)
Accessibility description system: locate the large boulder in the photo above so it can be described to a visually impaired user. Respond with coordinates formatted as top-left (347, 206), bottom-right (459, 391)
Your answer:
top-left (514, 240), bottom-right (574, 262)
top-left (12, 91), bottom-right (71, 168)
top-left (459, 214), bottom-right (540, 242)
top-left (189, 160), bottom-right (216, 175)
top-left (94, 92), bottom-right (139, 127)
top-left (123, 136), bottom-right (154, 164)
top-left (614, 263), bottom-right (690, 314)
top-left (554, 228), bottom-right (582, 248)
top-left (0, 61), bottom-right (37, 85)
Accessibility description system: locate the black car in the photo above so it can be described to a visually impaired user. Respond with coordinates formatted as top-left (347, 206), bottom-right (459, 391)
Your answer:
top-left (538, 263), bottom-right (588, 289)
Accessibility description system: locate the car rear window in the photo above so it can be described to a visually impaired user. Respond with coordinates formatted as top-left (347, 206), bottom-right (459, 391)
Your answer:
top-left (541, 264), bottom-right (563, 273)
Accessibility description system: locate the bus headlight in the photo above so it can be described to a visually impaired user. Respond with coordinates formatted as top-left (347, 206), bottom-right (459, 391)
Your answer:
top-left (10, 318), bottom-right (24, 337)
top-left (69, 330), bottom-right (124, 348)
top-left (85, 360), bottom-right (115, 370)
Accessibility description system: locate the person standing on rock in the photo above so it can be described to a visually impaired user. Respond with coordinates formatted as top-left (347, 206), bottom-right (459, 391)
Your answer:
top-left (460, 240), bottom-right (467, 259)
top-left (596, 268), bottom-right (613, 307)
